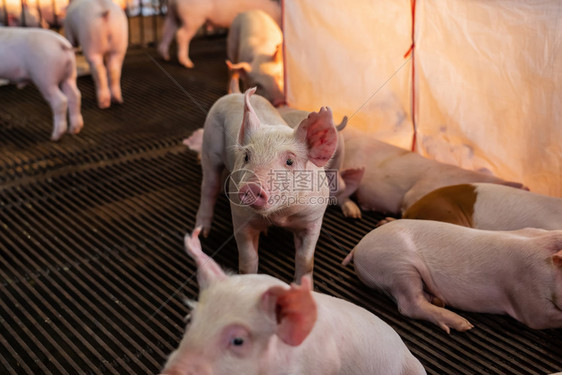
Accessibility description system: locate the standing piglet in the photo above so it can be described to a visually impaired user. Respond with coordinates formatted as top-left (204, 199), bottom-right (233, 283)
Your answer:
top-left (338, 128), bottom-right (525, 218)
top-left (0, 27), bottom-right (83, 140)
top-left (226, 10), bottom-right (284, 106)
top-left (64, 0), bottom-right (128, 109)
top-left (196, 88), bottom-right (337, 281)
top-left (343, 219), bottom-right (562, 332)
top-left (160, 228), bottom-right (426, 375)
top-left (158, 0), bottom-right (281, 68)
top-left (403, 182), bottom-right (562, 230)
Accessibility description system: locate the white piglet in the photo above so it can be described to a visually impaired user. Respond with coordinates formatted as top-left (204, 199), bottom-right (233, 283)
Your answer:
top-left (402, 182), bottom-right (562, 230)
top-left (64, 0), bottom-right (128, 109)
top-left (226, 10), bottom-right (284, 106)
top-left (159, 228), bottom-right (426, 375)
top-left (196, 88), bottom-right (337, 281)
top-left (338, 128), bottom-right (525, 218)
top-left (0, 27), bottom-right (83, 140)
top-left (158, 0), bottom-right (281, 69)
top-left (344, 219), bottom-right (562, 332)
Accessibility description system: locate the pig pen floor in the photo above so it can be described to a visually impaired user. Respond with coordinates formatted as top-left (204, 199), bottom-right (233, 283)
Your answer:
top-left (0, 36), bottom-right (561, 375)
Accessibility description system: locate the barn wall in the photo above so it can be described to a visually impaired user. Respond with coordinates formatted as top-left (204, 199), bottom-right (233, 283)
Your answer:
top-left (284, 0), bottom-right (562, 196)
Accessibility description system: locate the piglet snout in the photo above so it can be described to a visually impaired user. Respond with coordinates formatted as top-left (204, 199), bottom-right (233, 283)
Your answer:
top-left (239, 183), bottom-right (269, 209)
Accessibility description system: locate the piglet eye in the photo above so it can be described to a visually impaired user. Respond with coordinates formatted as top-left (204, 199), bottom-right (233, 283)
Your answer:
top-left (286, 158), bottom-right (294, 166)
top-left (244, 153), bottom-right (249, 163)
top-left (231, 337), bottom-right (244, 346)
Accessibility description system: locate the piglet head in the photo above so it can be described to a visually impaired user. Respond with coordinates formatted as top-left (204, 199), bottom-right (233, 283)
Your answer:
top-left (160, 230), bottom-right (318, 375)
top-left (233, 88), bottom-right (337, 215)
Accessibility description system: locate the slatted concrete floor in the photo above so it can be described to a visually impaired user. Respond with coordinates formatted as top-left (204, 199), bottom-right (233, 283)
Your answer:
top-left (0, 36), bottom-right (561, 374)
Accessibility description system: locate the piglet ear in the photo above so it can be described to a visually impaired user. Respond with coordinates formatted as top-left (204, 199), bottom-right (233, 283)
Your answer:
top-left (184, 227), bottom-right (227, 290)
top-left (272, 44), bottom-right (283, 63)
top-left (261, 274), bottom-right (317, 346)
top-left (552, 250), bottom-right (562, 267)
top-left (294, 107), bottom-right (337, 167)
top-left (226, 60), bottom-right (252, 74)
top-left (238, 87), bottom-right (261, 145)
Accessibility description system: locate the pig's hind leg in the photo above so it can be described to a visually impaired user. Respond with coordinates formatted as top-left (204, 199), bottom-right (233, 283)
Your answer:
top-left (391, 267), bottom-right (474, 334)
top-left (107, 52), bottom-right (125, 104)
top-left (87, 54), bottom-right (111, 109)
top-left (61, 77), bottom-right (84, 135)
top-left (175, 16), bottom-right (204, 68)
top-left (38, 84), bottom-right (69, 141)
top-left (158, 11), bottom-right (177, 61)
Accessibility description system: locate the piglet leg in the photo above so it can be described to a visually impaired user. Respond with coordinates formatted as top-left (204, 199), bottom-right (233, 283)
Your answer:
top-left (232, 216), bottom-right (261, 274)
top-left (293, 222), bottom-right (322, 283)
top-left (107, 52), bottom-right (125, 104)
top-left (88, 55), bottom-right (111, 109)
top-left (61, 77), bottom-right (83, 134)
top-left (40, 86), bottom-right (68, 141)
top-left (391, 273), bottom-right (473, 333)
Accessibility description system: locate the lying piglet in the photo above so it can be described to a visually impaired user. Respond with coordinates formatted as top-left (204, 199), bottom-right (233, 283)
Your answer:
top-left (338, 128), bottom-right (525, 218)
top-left (226, 10), bottom-right (284, 106)
top-left (403, 183), bottom-right (562, 230)
top-left (158, 0), bottom-right (281, 69)
top-left (0, 27), bottom-right (83, 140)
top-left (64, 0), bottom-right (128, 109)
top-left (160, 228), bottom-right (426, 375)
top-left (343, 219), bottom-right (562, 332)
top-left (196, 87), bottom-right (337, 281)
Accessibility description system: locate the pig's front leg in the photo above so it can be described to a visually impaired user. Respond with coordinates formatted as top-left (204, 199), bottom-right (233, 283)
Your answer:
top-left (175, 16), bottom-right (205, 68)
top-left (339, 198), bottom-right (362, 219)
top-left (158, 12), bottom-right (177, 61)
top-left (293, 221), bottom-right (322, 282)
top-left (232, 212), bottom-right (261, 274)
top-left (195, 161), bottom-right (224, 237)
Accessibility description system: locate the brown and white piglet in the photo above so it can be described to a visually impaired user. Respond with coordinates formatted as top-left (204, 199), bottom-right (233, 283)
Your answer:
top-left (343, 219), bottom-right (562, 333)
top-left (158, 0), bottom-right (281, 69)
top-left (64, 0), bottom-right (128, 109)
top-left (403, 182), bottom-right (562, 230)
top-left (226, 10), bottom-right (284, 106)
top-left (337, 128), bottom-right (525, 218)
top-left (0, 27), bottom-right (83, 140)
top-left (196, 88), bottom-right (338, 281)
top-left (159, 228), bottom-right (426, 375)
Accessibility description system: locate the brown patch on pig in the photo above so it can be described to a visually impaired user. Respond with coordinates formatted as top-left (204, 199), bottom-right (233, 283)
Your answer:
top-left (403, 184), bottom-right (477, 228)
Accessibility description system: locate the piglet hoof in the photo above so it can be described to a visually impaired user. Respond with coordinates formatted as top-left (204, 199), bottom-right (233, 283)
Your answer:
top-left (157, 45), bottom-right (170, 61)
top-left (438, 314), bottom-right (474, 334)
top-left (376, 217), bottom-right (396, 227)
top-left (69, 117), bottom-right (84, 135)
top-left (179, 57), bottom-right (194, 69)
top-left (341, 200), bottom-right (362, 219)
top-left (111, 96), bottom-right (124, 105)
top-left (97, 98), bottom-right (111, 109)
top-left (50, 132), bottom-right (64, 142)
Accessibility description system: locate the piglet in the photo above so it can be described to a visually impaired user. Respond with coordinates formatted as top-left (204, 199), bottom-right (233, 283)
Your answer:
top-left (160, 228), bottom-right (426, 375)
top-left (64, 0), bottom-right (128, 109)
top-left (278, 106), bottom-right (348, 197)
top-left (0, 27), bottom-right (83, 141)
top-left (196, 88), bottom-right (337, 281)
top-left (226, 10), bottom-right (284, 106)
top-left (338, 128), bottom-right (525, 218)
top-left (403, 182), bottom-right (562, 230)
top-left (343, 219), bottom-right (562, 332)
top-left (158, 0), bottom-right (281, 69)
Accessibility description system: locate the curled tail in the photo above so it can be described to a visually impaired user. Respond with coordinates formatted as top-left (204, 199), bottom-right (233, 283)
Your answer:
top-left (342, 248), bottom-right (355, 266)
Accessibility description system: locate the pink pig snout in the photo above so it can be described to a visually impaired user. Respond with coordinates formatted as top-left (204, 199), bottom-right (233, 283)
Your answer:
top-left (160, 355), bottom-right (212, 375)
top-left (239, 182), bottom-right (269, 208)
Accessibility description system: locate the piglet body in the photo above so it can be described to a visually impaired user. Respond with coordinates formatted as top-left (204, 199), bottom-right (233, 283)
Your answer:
top-left (196, 88), bottom-right (338, 281)
top-left (345, 219), bottom-right (562, 332)
top-left (339, 128), bottom-right (524, 217)
top-left (158, 0), bottom-right (281, 69)
top-left (64, 0), bottom-right (128, 109)
top-left (0, 27), bottom-right (83, 140)
top-left (160, 229), bottom-right (426, 375)
top-left (226, 10), bottom-right (284, 106)
top-left (403, 182), bottom-right (562, 230)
